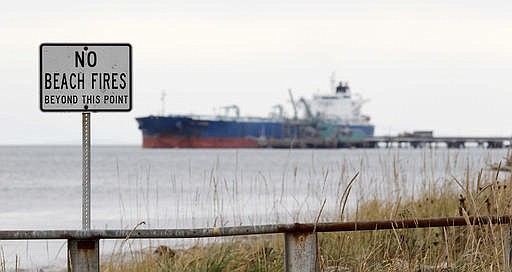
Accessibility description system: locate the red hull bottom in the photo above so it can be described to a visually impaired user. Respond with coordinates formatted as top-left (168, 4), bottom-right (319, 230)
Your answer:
top-left (143, 137), bottom-right (260, 148)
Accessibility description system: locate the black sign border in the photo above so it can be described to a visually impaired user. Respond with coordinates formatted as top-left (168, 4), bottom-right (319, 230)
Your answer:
top-left (39, 43), bottom-right (133, 112)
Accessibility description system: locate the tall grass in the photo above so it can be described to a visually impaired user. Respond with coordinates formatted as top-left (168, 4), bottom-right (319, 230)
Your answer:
top-left (320, 172), bottom-right (512, 271)
top-left (103, 153), bottom-right (512, 272)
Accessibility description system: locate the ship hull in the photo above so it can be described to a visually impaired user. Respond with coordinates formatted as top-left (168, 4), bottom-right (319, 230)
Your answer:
top-left (142, 136), bottom-right (260, 148)
top-left (136, 116), bottom-right (375, 148)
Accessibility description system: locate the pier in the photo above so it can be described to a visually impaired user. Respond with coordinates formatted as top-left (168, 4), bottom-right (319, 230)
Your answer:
top-left (365, 135), bottom-right (511, 149)
top-left (262, 135), bottom-right (511, 149)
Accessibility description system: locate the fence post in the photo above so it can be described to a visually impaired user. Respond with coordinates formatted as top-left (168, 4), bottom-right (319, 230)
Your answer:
top-left (284, 232), bottom-right (319, 272)
top-left (68, 239), bottom-right (99, 272)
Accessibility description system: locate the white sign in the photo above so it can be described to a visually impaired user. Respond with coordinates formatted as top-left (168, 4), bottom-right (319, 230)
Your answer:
top-left (40, 43), bottom-right (132, 111)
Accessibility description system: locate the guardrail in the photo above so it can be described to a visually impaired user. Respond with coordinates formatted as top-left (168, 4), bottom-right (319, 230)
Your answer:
top-left (1, 215), bottom-right (511, 272)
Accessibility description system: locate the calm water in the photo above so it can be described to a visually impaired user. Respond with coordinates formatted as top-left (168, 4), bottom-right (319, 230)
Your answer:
top-left (0, 146), bottom-right (507, 270)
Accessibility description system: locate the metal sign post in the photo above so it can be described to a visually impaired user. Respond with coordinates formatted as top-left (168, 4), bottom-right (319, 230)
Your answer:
top-left (82, 112), bottom-right (91, 230)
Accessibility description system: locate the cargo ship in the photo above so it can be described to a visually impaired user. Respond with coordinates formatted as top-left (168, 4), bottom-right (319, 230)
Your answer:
top-left (136, 79), bottom-right (375, 148)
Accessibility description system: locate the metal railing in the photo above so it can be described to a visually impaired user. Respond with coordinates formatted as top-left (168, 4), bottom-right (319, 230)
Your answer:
top-left (1, 215), bottom-right (511, 271)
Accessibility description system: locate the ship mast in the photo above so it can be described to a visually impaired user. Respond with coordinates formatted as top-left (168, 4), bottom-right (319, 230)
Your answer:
top-left (330, 72), bottom-right (336, 92)
top-left (160, 90), bottom-right (166, 115)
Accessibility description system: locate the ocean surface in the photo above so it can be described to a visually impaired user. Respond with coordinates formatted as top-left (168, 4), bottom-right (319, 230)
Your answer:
top-left (0, 146), bottom-right (508, 270)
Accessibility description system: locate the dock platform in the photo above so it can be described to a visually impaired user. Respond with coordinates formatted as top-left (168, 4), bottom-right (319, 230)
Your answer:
top-left (364, 136), bottom-right (511, 148)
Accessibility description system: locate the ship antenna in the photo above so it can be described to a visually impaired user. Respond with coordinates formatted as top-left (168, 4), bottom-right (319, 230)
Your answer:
top-left (160, 90), bottom-right (166, 115)
top-left (330, 71), bottom-right (336, 92)
top-left (288, 89), bottom-right (298, 120)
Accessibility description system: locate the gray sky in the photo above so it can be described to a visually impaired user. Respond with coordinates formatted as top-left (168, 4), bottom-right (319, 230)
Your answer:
top-left (1, 0), bottom-right (511, 145)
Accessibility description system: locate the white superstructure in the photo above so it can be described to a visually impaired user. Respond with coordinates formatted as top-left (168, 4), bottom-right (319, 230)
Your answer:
top-left (305, 80), bottom-right (371, 126)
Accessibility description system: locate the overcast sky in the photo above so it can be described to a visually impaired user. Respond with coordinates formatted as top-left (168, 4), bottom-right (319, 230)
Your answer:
top-left (1, 0), bottom-right (511, 145)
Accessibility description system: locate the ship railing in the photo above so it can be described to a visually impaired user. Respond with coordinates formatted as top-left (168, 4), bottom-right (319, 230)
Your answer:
top-left (2, 215), bottom-right (512, 271)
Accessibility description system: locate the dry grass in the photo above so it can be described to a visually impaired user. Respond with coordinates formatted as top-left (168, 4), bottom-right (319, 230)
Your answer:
top-left (103, 165), bottom-right (512, 272)
top-left (319, 167), bottom-right (512, 271)
top-left (103, 236), bottom-right (283, 272)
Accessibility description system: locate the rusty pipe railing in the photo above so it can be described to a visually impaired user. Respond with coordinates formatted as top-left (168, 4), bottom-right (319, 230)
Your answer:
top-left (0, 215), bottom-right (510, 240)
top-left (1, 215), bottom-right (511, 272)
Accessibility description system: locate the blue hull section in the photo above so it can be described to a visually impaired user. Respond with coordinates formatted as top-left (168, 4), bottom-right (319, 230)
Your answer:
top-left (136, 116), bottom-right (375, 148)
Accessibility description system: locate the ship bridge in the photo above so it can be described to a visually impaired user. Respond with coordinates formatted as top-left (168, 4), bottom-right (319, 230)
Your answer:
top-left (306, 81), bottom-right (370, 126)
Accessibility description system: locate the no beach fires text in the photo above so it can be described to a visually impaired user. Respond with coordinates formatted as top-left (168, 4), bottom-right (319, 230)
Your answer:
top-left (40, 43), bottom-right (132, 112)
